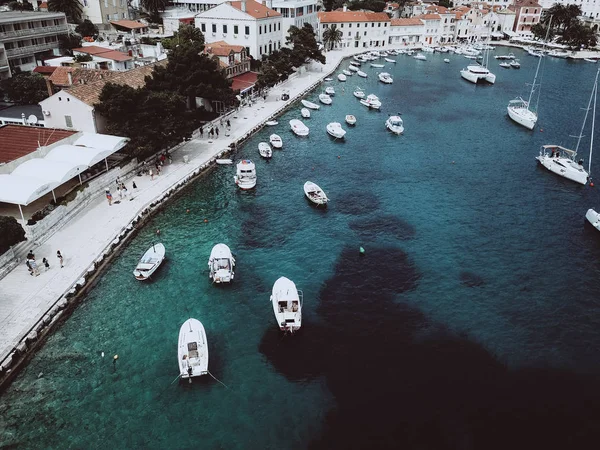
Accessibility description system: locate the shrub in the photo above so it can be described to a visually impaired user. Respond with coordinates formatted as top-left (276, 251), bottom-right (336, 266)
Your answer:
top-left (0, 216), bottom-right (26, 254)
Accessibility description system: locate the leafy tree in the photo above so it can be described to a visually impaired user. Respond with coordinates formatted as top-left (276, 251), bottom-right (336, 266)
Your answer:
top-left (73, 53), bottom-right (93, 62)
top-left (533, 5), bottom-right (596, 49)
top-left (348, 0), bottom-right (386, 12)
top-left (256, 48), bottom-right (295, 90)
top-left (286, 23), bottom-right (326, 67)
top-left (438, 0), bottom-right (451, 7)
top-left (75, 19), bottom-right (98, 37)
top-left (322, 25), bottom-right (343, 51)
top-left (141, 0), bottom-right (168, 14)
top-left (531, 22), bottom-right (556, 42)
top-left (0, 216), bottom-right (26, 255)
top-left (95, 84), bottom-right (197, 159)
top-left (145, 43), bottom-right (236, 110)
top-left (58, 33), bottom-right (82, 54)
top-left (8, 1), bottom-right (34, 11)
top-left (322, 0), bottom-right (345, 11)
top-left (48, 0), bottom-right (83, 23)
top-left (162, 24), bottom-right (205, 51)
top-left (0, 73), bottom-right (48, 105)
top-left (561, 22), bottom-right (597, 49)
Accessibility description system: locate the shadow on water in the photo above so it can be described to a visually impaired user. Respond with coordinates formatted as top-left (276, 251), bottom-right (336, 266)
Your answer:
top-left (335, 192), bottom-right (381, 216)
top-left (349, 214), bottom-right (416, 241)
top-left (459, 271), bottom-right (485, 288)
top-left (259, 245), bottom-right (600, 450)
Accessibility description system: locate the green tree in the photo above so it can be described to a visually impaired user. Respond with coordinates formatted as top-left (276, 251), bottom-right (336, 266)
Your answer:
top-left (322, 25), bottom-right (343, 51)
top-left (256, 48), bottom-right (295, 90)
top-left (162, 24), bottom-right (205, 50)
top-left (286, 23), bottom-right (326, 67)
top-left (48, 0), bottom-right (83, 23)
top-left (322, 0), bottom-right (345, 11)
top-left (73, 53), bottom-right (93, 62)
top-left (0, 73), bottom-right (48, 105)
top-left (145, 44), bottom-right (236, 110)
top-left (75, 19), bottom-right (98, 37)
top-left (95, 84), bottom-right (197, 159)
top-left (561, 22), bottom-right (597, 49)
top-left (348, 0), bottom-right (386, 12)
top-left (141, 0), bottom-right (168, 14)
top-left (0, 216), bottom-right (26, 255)
top-left (58, 33), bottom-right (82, 54)
top-left (8, 1), bottom-right (34, 11)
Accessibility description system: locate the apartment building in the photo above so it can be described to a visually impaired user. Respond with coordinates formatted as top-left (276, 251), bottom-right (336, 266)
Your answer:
top-left (388, 18), bottom-right (424, 45)
top-left (508, 0), bottom-right (541, 37)
top-left (318, 9), bottom-right (390, 49)
top-left (271, 0), bottom-right (320, 33)
top-left (0, 11), bottom-right (68, 75)
top-left (82, 0), bottom-right (130, 28)
top-left (0, 42), bottom-right (10, 80)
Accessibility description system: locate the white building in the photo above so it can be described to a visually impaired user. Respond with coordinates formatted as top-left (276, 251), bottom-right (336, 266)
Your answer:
top-left (415, 13), bottom-right (441, 45)
top-left (195, 1), bottom-right (283, 59)
top-left (425, 5), bottom-right (455, 43)
top-left (82, 0), bottom-right (130, 28)
top-left (317, 9), bottom-right (390, 50)
top-left (388, 18), bottom-right (424, 45)
top-left (271, 0), bottom-right (320, 34)
top-left (171, 0), bottom-right (224, 13)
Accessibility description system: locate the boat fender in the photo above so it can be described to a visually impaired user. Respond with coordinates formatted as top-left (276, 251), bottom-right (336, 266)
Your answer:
top-left (540, 128), bottom-right (544, 132)
top-left (359, 247), bottom-right (365, 255)
top-left (204, 219), bottom-right (208, 223)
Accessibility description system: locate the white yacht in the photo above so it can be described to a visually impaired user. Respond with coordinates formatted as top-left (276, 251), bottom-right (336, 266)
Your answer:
top-left (353, 88), bottom-right (365, 99)
top-left (301, 99), bottom-right (320, 110)
top-left (495, 53), bottom-right (515, 60)
top-left (304, 181), bottom-right (329, 205)
top-left (270, 134), bottom-right (283, 149)
top-left (234, 159), bottom-right (257, 190)
top-left (326, 122), bottom-right (346, 139)
top-left (360, 94), bottom-right (382, 109)
top-left (271, 277), bottom-right (303, 333)
top-left (342, 69), bottom-right (353, 76)
top-left (348, 65), bottom-right (359, 72)
top-left (301, 108), bottom-right (311, 118)
top-left (384, 58), bottom-right (396, 63)
top-left (370, 63), bottom-right (385, 68)
top-left (178, 318), bottom-right (208, 379)
top-left (325, 86), bottom-right (335, 96)
top-left (345, 114), bottom-right (356, 126)
top-left (378, 72), bottom-right (393, 84)
top-left (258, 142), bottom-right (272, 159)
top-left (414, 53), bottom-right (427, 60)
top-left (338, 73), bottom-right (347, 82)
top-left (208, 243), bottom-right (235, 284)
top-left (386, 116), bottom-right (404, 135)
top-left (290, 119), bottom-right (309, 136)
top-left (133, 243), bottom-right (165, 281)
top-left (586, 209), bottom-right (600, 231)
top-left (510, 60), bottom-right (520, 69)
top-left (357, 70), bottom-right (368, 78)
top-left (460, 63), bottom-right (496, 84)
top-left (319, 93), bottom-right (333, 105)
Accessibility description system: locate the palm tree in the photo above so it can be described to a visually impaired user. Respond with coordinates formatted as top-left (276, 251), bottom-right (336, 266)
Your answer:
top-left (47, 0), bottom-right (83, 24)
top-left (322, 25), bottom-right (343, 51)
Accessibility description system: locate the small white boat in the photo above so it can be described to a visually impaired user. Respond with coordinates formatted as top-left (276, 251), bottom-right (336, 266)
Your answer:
top-left (303, 181), bottom-right (328, 206)
top-left (586, 208), bottom-right (600, 231)
top-left (379, 51), bottom-right (389, 57)
top-left (353, 88), bottom-right (365, 99)
top-left (324, 77), bottom-right (333, 81)
top-left (301, 99), bottom-right (320, 110)
top-left (325, 86), bottom-right (335, 96)
top-left (370, 63), bottom-right (385, 68)
top-left (133, 243), bottom-right (165, 280)
top-left (290, 119), bottom-right (309, 136)
top-left (208, 243), bottom-right (235, 283)
top-left (350, 61), bottom-right (361, 67)
top-left (499, 62), bottom-right (511, 68)
top-left (585, 58), bottom-right (598, 63)
top-left (495, 53), bottom-right (515, 60)
top-left (216, 159), bottom-right (233, 165)
top-left (301, 108), bottom-right (311, 119)
top-left (414, 53), bottom-right (427, 60)
top-left (444, 58), bottom-right (450, 63)
top-left (378, 72), bottom-right (393, 84)
top-left (386, 115), bottom-right (404, 135)
top-left (342, 69), bottom-right (353, 76)
top-left (510, 60), bottom-right (520, 69)
top-left (360, 94), bottom-right (381, 109)
top-left (265, 120), bottom-right (278, 126)
top-left (234, 159), bottom-right (257, 189)
top-left (271, 276), bottom-right (303, 332)
top-left (178, 318), bottom-right (208, 379)
top-left (338, 73), bottom-right (347, 82)
top-left (258, 142), bottom-right (272, 159)
top-left (326, 122), bottom-right (346, 139)
top-left (345, 114), bottom-right (356, 126)
top-left (384, 58), bottom-right (396, 63)
top-left (348, 65), bottom-right (359, 72)
top-left (270, 134), bottom-right (283, 149)
top-left (357, 70), bottom-right (368, 78)
top-left (319, 93), bottom-right (332, 105)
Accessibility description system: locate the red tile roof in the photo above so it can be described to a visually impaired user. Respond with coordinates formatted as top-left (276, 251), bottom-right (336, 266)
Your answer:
top-left (0, 125), bottom-right (77, 164)
top-left (96, 50), bottom-right (132, 62)
top-left (205, 40), bottom-right (246, 56)
top-left (72, 46), bottom-right (132, 61)
top-left (318, 11), bottom-right (391, 23)
top-left (415, 14), bottom-right (441, 20)
top-left (33, 66), bottom-right (57, 75)
top-left (48, 67), bottom-right (111, 86)
top-left (231, 71), bottom-right (258, 92)
top-left (391, 18), bottom-right (424, 26)
top-left (230, 1), bottom-right (281, 19)
top-left (39, 1), bottom-right (47, 7)
top-left (110, 20), bottom-right (148, 30)
top-left (426, 5), bottom-right (450, 14)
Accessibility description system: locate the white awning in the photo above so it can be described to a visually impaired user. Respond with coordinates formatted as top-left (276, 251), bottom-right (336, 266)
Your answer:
top-left (45, 145), bottom-right (114, 168)
top-left (491, 32), bottom-right (504, 38)
top-left (11, 158), bottom-right (87, 185)
top-left (0, 174), bottom-right (55, 205)
top-left (504, 30), bottom-right (518, 37)
top-left (74, 133), bottom-right (129, 152)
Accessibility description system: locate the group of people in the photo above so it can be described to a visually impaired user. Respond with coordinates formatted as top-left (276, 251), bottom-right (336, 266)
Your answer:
top-left (25, 249), bottom-right (63, 276)
top-left (199, 119), bottom-right (231, 140)
top-left (106, 179), bottom-right (137, 205)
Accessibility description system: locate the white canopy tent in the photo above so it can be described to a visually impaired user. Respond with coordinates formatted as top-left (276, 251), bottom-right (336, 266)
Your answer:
top-left (0, 174), bottom-right (55, 209)
top-left (73, 133), bottom-right (129, 152)
top-left (45, 145), bottom-right (115, 170)
top-left (12, 158), bottom-right (88, 187)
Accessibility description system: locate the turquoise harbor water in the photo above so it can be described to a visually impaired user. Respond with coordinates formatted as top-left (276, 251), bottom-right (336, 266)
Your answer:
top-left (3, 49), bottom-right (600, 449)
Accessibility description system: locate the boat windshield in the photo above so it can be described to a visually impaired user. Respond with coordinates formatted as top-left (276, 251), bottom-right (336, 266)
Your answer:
top-left (187, 342), bottom-right (199, 358)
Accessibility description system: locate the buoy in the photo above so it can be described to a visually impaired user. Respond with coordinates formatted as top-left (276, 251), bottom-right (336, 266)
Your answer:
top-left (359, 246), bottom-right (365, 255)
top-left (101, 351), bottom-right (104, 358)
top-left (540, 128), bottom-right (544, 132)
top-left (591, 181), bottom-right (595, 187)
top-left (156, 229), bottom-right (160, 235)
top-left (452, 161), bottom-right (455, 164)
top-left (204, 219), bottom-right (208, 223)
top-left (337, 155), bottom-right (341, 159)
top-left (113, 354), bottom-right (119, 360)
top-left (186, 209), bottom-right (190, 213)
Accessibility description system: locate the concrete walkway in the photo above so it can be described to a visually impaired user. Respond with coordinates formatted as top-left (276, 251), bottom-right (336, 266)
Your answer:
top-left (0, 47), bottom-right (364, 363)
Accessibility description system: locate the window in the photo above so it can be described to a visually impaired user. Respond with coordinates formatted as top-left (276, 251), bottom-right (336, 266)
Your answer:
top-left (106, 14), bottom-right (110, 22)
top-left (122, 12), bottom-right (126, 18)
top-left (341, 23), bottom-right (344, 28)
top-left (246, 46), bottom-right (250, 54)
top-left (13, 23), bottom-right (21, 31)
top-left (201, 23), bottom-right (206, 32)
top-left (349, 23), bottom-right (352, 28)
top-left (269, 24), bottom-right (272, 32)
top-left (65, 115), bottom-right (73, 128)
top-left (223, 24), bottom-right (227, 34)
top-left (212, 23), bottom-right (217, 33)
top-left (364, 31), bottom-right (367, 36)
top-left (371, 23), bottom-right (375, 27)
top-left (234, 25), bottom-right (238, 34)
top-left (278, 23), bottom-right (280, 31)
top-left (245, 25), bottom-right (250, 35)
top-left (348, 32), bottom-right (351, 36)
top-left (113, 0), bottom-right (116, 6)
top-left (259, 26), bottom-right (262, 34)
top-left (105, 0), bottom-right (108, 7)
top-left (378, 22), bottom-right (381, 27)
top-left (28, 22), bottom-right (35, 29)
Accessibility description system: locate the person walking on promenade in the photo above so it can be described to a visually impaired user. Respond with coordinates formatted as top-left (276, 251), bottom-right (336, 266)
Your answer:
top-left (226, 119), bottom-right (231, 130)
top-left (29, 258), bottom-right (39, 276)
top-left (199, 126), bottom-right (204, 138)
top-left (121, 183), bottom-right (129, 199)
top-left (42, 257), bottom-right (50, 271)
top-left (57, 250), bottom-right (64, 268)
top-left (117, 184), bottom-right (122, 200)
top-left (132, 181), bottom-right (137, 191)
top-left (215, 127), bottom-right (219, 138)
top-left (27, 249), bottom-right (35, 260)
top-left (149, 168), bottom-right (154, 180)
top-left (209, 128), bottom-right (214, 138)
top-left (105, 189), bottom-right (113, 206)
top-left (25, 260), bottom-right (33, 276)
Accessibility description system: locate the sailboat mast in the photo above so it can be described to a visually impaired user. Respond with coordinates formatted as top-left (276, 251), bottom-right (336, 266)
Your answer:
top-left (588, 68), bottom-right (599, 175)
top-left (575, 68), bottom-right (599, 154)
top-left (528, 16), bottom-right (552, 108)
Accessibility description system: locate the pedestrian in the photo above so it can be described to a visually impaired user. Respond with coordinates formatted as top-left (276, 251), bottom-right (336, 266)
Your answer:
top-left (25, 260), bottom-right (33, 276)
top-left (226, 119), bottom-right (231, 130)
top-left (132, 181), bottom-right (137, 190)
top-left (156, 164), bottom-right (161, 176)
top-left (215, 127), bottom-right (219, 138)
top-left (117, 184), bottom-right (122, 199)
top-left (199, 126), bottom-right (204, 138)
top-left (209, 128), bottom-right (214, 137)
top-left (149, 168), bottom-right (154, 180)
top-left (160, 154), bottom-right (166, 165)
top-left (121, 183), bottom-right (128, 199)
top-left (57, 250), bottom-right (64, 268)
top-left (105, 189), bottom-right (113, 206)
top-left (115, 177), bottom-right (120, 187)
top-left (27, 249), bottom-right (35, 260)
top-left (42, 257), bottom-right (50, 271)
top-left (29, 258), bottom-right (39, 276)
top-left (168, 152), bottom-right (172, 164)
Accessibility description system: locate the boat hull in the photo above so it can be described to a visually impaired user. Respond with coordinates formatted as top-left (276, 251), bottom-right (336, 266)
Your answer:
top-left (586, 209), bottom-right (600, 231)
top-left (133, 243), bottom-right (165, 280)
top-left (178, 318), bottom-right (209, 378)
top-left (536, 154), bottom-right (588, 185)
top-left (208, 243), bottom-right (235, 283)
top-left (271, 277), bottom-right (302, 332)
top-left (460, 69), bottom-right (495, 84)
top-left (507, 106), bottom-right (537, 130)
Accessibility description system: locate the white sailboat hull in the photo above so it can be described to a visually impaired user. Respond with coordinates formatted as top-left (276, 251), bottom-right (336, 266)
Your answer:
top-left (536, 152), bottom-right (588, 185)
top-left (507, 106), bottom-right (537, 130)
top-left (178, 318), bottom-right (208, 379)
top-left (586, 209), bottom-right (600, 231)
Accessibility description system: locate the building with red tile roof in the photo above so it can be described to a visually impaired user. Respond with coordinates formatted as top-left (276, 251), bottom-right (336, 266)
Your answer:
top-left (317, 7), bottom-right (390, 50)
top-left (204, 41), bottom-right (251, 79)
top-left (508, 0), bottom-right (541, 37)
top-left (0, 125), bottom-right (76, 165)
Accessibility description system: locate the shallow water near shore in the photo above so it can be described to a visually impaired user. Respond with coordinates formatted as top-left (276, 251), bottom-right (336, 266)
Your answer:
top-left (3, 48), bottom-right (600, 449)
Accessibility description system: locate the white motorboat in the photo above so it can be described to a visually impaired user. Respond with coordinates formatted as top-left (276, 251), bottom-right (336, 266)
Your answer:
top-left (303, 181), bottom-right (328, 205)
top-left (258, 142), bottom-right (272, 159)
top-left (271, 276), bottom-right (303, 333)
top-left (265, 120), bottom-right (278, 126)
top-left (326, 122), bottom-right (346, 139)
top-left (370, 63), bottom-right (385, 68)
top-left (387, 49), bottom-right (398, 55)
top-left (325, 86), bottom-right (335, 96)
top-left (359, 94), bottom-right (381, 109)
top-left (585, 58), bottom-right (598, 63)
top-left (548, 50), bottom-right (569, 58)
top-left (464, 55), bottom-right (478, 60)
top-left (208, 243), bottom-right (235, 283)
top-left (414, 53), bottom-right (427, 60)
top-left (342, 69), bottom-right (353, 76)
top-left (234, 159), bottom-right (257, 189)
top-left (357, 70), bottom-right (368, 78)
top-left (350, 60), bottom-right (361, 66)
top-left (422, 46), bottom-right (435, 53)
top-left (301, 108), bottom-right (311, 119)
top-left (526, 47), bottom-right (543, 57)
top-left (348, 65), bottom-right (359, 72)
top-left (324, 77), bottom-right (333, 81)
top-left (460, 63), bottom-right (496, 84)
top-left (495, 53), bottom-right (515, 60)
top-left (290, 119), bottom-right (309, 136)
top-left (301, 99), bottom-right (320, 110)
top-left (270, 134), bottom-right (283, 149)
top-left (178, 318), bottom-right (208, 379)
top-left (216, 159), bottom-right (233, 165)
top-left (444, 58), bottom-right (450, 63)
top-left (133, 243), bottom-right (165, 280)
top-left (586, 209), bottom-right (600, 231)
top-left (379, 51), bottom-right (389, 57)
top-left (353, 88), bottom-right (365, 99)
top-left (384, 58), bottom-right (396, 63)
top-left (499, 62), bottom-right (511, 68)
top-left (338, 73), bottom-right (347, 82)
top-left (370, 50), bottom-right (381, 57)
top-left (386, 115), bottom-right (404, 135)
top-left (345, 114), bottom-right (356, 126)
top-left (406, 50), bottom-right (415, 56)
top-left (378, 72), bottom-right (393, 84)
top-left (319, 93), bottom-right (332, 105)
top-left (510, 60), bottom-right (521, 69)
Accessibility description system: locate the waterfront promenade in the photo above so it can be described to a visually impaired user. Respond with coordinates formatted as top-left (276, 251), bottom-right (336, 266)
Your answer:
top-left (0, 48), bottom-right (357, 365)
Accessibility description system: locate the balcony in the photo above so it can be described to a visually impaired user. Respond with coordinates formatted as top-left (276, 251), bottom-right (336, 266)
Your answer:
top-left (6, 42), bottom-right (58, 58)
top-left (0, 24), bottom-right (68, 41)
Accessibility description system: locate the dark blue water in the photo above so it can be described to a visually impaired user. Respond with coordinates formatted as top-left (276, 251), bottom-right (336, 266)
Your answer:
top-left (2, 48), bottom-right (600, 449)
